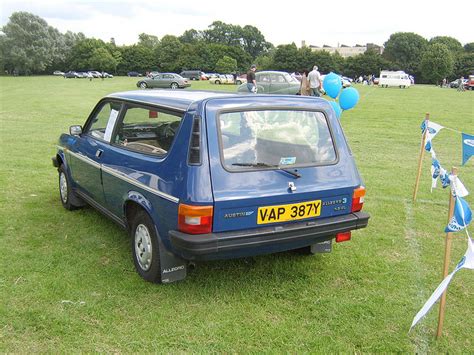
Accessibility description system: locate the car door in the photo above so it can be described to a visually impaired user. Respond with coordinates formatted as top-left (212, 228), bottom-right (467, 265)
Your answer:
top-left (269, 73), bottom-right (288, 94)
top-left (100, 103), bottom-right (185, 223)
top-left (256, 73), bottom-right (270, 93)
top-left (68, 100), bottom-right (123, 206)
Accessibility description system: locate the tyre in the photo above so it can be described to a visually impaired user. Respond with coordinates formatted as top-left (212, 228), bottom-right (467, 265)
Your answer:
top-left (130, 210), bottom-right (162, 283)
top-left (170, 82), bottom-right (179, 89)
top-left (236, 80), bottom-right (242, 85)
top-left (216, 80), bottom-right (221, 85)
top-left (58, 165), bottom-right (84, 210)
top-left (139, 82), bottom-right (147, 89)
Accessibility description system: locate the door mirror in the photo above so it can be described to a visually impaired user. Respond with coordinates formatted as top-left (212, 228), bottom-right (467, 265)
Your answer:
top-left (69, 125), bottom-right (82, 136)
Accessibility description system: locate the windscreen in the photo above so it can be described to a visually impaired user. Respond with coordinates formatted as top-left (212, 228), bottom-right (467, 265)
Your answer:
top-left (218, 110), bottom-right (336, 170)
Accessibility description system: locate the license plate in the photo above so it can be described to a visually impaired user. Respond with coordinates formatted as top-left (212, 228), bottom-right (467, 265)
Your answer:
top-left (257, 200), bottom-right (322, 224)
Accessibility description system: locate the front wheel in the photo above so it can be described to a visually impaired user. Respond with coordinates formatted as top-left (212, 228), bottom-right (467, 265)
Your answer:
top-left (58, 165), bottom-right (84, 210)
top-left (130, 210), bottom-right (162, 283)
top-left (139, 82), bottom-right (147, 89)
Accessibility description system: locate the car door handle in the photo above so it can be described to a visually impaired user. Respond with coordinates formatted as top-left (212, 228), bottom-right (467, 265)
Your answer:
top-left (95, 149), bottom-right (103, 158)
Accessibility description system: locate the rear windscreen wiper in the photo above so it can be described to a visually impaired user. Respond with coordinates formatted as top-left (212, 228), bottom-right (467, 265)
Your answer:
top-left (232, 162), bottom-right (301, 178)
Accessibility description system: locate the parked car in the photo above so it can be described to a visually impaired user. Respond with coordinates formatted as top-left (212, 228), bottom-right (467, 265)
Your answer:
top-left (466, 75), bottom-right (474, 90)
top-left (89, 71), bottom-right (102, 78)
top-left (449, 78), bottom-right (468, 88)
top-left (127, 71), bottom-right (142, 77)
top-left (237, 71), bottom-right (301, 94)
top-left (63, 71), bottom-right (79, 78)
top-left (102, 72), bottom-right (114, 78)
top-left (53, 70), bottom-right (64, 76)
top-left (52, 90), bottom-right (370, 283)
top-left (179, 70), bottom-right (204, 80)
top-left (209, 74), bottom-right (232, 85)
top-left (136, 73), bottom-right (190, 89)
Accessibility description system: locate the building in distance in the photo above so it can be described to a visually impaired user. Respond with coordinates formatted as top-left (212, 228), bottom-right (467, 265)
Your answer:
top-left (301, 41), bottom-right (383, 57)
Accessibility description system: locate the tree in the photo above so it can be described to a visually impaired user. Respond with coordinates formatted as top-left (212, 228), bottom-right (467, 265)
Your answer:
top-left (157, 35), bottom-right (183, 72)
top-left (344, 51), bottom-right (393, 78)
top-left (420, 43), bottom-right (454, 84)
top-left (464, 42), bottom-right (474, 53)
top-left (453, 52), bottom-right (474, 78)
top-left (203, 21), bottom-right (241, 47)
top-left (138, 33), bottom-right (160, 49)
top-left (429, 36), bottom-right (463, 53)
top-left (89, 47), bottom-right (117, 72)
top-left (1, 12), bottom-right (59, 74)
top-left (116, 44), bottom-right (156, 75)
top-left (383, 32), bottom-right (428, 75)
top-left (272, 43), bottom-right (299, 72)
top-left (215, 56), bottom-right (237, 73)
top-left (240, 25), bottom-right (271, 58)
top-left (68, 38), bottom-right (109, 70)
top-left (179, 29), bottom-right (202, 44)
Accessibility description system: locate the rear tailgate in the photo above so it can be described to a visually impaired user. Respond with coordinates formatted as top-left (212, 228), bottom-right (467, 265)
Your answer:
top-left (204, 96), bottom-right (362, 233)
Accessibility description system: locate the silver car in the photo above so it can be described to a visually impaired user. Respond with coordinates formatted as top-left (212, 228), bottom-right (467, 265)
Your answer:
top-left (137, 73), bottom-right (190, 89)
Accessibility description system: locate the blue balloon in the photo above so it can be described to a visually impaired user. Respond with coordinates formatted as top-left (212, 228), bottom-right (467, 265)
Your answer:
top-left (323, 72), bottom-right (342, 99)
top-left (329, 100), bottom-right (342, 118)
top-left (339, 87), bottom-right (360, 110)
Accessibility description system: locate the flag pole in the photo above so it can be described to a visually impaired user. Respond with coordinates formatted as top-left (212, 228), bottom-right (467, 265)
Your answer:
top-left (413, 113), bottom-right (430, 202)
top-left (436, 166), bottom-right (457, 338)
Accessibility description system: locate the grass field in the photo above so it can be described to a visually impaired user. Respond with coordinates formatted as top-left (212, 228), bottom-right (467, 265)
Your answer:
top-left (0, 76), bottom-right (473, 352)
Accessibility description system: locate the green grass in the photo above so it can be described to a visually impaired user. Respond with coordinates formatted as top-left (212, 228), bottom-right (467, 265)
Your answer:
top-left (0, 76), bottom-right (473, 352)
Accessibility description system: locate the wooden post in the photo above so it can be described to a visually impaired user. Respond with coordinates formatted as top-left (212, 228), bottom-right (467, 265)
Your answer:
top-left (436, 166), bottom-right (457, 338)
top-left (413, 113), bottom-right (430, 202)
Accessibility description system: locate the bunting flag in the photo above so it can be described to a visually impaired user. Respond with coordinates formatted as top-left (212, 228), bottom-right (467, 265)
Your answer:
top-left (439, 168), bottom-right (450, 189)
top-left (445, 196), bottom-right (472, 233)
top-left (449, 175), bottom-right (469, 198)
top-left (431, 158), bottom-right (441, 191)
top-left (410, 237), bottom-right (474, 331)
top-left (421, 121), bottom-right (444, 152)
top-left (462, 133), bottom-right (474, 166)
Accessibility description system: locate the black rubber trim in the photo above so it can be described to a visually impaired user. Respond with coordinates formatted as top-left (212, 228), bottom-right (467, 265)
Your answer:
top-left (169, 211), bottom-right (369, 259)
top-left (52, 156), bottom-right (59, 168)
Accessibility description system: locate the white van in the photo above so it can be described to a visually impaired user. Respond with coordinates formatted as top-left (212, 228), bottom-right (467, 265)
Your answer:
top-left (379, 70), bottom-right (411, 88)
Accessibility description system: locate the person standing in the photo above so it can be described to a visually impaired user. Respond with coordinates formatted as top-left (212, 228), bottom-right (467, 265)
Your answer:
top-left (299, 70), bottom-right (311, 96)
top-left (246, 64), bottom-right (257, 93)
top-left (308, 65), bottom-right (322, 97)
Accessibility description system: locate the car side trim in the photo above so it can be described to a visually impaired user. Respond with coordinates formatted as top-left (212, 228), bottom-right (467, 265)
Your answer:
top-left (101, 165), bottom-right (179, 203)
top-left (65, 149), bottom-right (179, 204)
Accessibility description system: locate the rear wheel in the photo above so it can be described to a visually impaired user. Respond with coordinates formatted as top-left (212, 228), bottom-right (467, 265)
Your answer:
top-left (170, 82), bottom-right (179, 89)
top-left (130, 210), bottom-right (162, 283)
top-left (58, 165), bottom-right (84, 210)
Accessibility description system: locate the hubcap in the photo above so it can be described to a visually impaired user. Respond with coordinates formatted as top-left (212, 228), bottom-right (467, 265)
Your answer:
top-left (59, 172), bottom-right (68, 203)
top-left (134, 224), bottom-right (153, 271)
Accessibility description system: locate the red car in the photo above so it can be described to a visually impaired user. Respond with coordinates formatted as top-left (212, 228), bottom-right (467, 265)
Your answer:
top-left (467, 75), bottom-right (474, 90)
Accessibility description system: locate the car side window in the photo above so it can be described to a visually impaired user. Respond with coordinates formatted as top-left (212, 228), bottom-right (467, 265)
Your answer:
top-left (113, 106), bottom-right (183, 155)
top-left (86, 101), bottom-right (122, 141)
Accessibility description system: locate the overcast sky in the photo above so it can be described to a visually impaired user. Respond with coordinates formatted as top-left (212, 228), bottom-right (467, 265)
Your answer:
top-left (1, 0), bottom-right (473, 47)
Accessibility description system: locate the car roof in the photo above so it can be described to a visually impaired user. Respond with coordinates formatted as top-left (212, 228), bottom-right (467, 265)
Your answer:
top-left (257, 71), bottom-right (290, 75)
top-left (106, 90), bottom-right (239, 111)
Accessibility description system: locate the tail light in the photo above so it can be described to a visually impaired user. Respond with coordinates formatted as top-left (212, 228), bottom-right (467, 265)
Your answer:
top-left (352, 186), bottom-right (366, 212)
top-left (336, 231), bottom-right (351, 242)
top-left (178, 204), bottom-right (213, 234)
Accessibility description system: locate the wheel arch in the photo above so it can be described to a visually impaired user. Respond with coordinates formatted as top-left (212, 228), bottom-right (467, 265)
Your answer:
top-left (124, 191), bottom-right (155, 230)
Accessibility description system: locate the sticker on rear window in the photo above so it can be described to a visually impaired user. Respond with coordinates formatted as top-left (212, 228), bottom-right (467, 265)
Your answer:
top-left (280, 157), bottom-right (296, 165)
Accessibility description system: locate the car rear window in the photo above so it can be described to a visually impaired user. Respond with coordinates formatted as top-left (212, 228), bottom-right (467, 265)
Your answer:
top-left (218, 110), bottom-right (336, 170)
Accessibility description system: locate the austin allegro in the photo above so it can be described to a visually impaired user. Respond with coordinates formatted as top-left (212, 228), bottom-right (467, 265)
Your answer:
top-left (53, 90), bottom-right (369, 283)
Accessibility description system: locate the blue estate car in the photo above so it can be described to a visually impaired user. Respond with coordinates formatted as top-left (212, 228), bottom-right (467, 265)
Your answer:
top-left (52, 90), bottom-right (369, 283)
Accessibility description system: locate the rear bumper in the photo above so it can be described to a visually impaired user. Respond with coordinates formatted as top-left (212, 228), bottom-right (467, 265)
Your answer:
top-left (169, 211), bottom-right (369, 260)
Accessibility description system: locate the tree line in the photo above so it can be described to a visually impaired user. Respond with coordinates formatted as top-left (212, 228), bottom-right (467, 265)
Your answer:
top-left (1, 12), bottom-right (473, 84)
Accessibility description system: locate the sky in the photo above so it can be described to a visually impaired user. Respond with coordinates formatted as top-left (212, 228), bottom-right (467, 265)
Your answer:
top-left (1, 0), bottom-right (473, 47)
